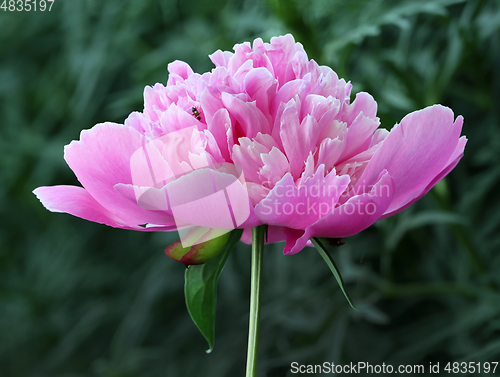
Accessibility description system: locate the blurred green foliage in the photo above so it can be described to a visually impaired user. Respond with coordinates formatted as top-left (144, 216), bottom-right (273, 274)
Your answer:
top-left (1, 0), bottom-right (500, 376)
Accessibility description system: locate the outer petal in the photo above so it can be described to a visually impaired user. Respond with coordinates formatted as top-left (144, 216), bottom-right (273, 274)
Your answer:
top-left (355, 105), bottom-right (463, 215)
top-left (381, 135), bottom-right (467, 218)
top-left (64, 122), bottom-right (176, 226)
top-left (283, 170), bottom-right (394, 254)
top-left (34, 185), bottom-right (137, 229)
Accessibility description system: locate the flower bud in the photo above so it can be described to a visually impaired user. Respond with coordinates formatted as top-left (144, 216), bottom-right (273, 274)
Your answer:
top-left (165, 228), bottom-right (231, 267)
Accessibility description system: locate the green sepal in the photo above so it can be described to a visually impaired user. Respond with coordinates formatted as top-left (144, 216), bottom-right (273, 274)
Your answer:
top-left (184, 228), bottom-right (243, 353)
top-left (311, 237), bottom-right (360, 312)
top-left (166, 228), bottom-right (232, 266)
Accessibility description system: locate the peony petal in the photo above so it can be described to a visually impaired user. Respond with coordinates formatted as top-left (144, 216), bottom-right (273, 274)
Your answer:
top-left (143, 83), bottom-right (170, 124)
top-left (260, 147), bottom-right (290, 187)
top-left (339, 112), bottom-right (380, 163)
top-left (283, 170), bottom-right (394, 255)
top-left (354, 105), bottom-right (463, 214)
top-left (309, 63), bottom-right (349, 99)
top-left (200, 86), bottom-right (226, 130)
top-left (301, 94), bottom-right (339, 123)
top-left (370, 128), bottom-right (389, 147)
top-left (209, 49), bottom-right (234, 68)
top-left (270, 79), bottom-right (307, 117)
top-left (203, 130), bottom-right (225, 163)
top-left (280, 102), bottom-right (319, 179)
top-left (124, 111), bottom-right (157, 137)
top-left (300, 153), bottom-right (316, 182)
top-left (249, 38), bottom-right (276, 74)
top-left (246, 182), bottom-right (270, 206)
top-left (64, 122), bottom-right (176, 226)
top-left (265, 34), bottom-right (302, 86)
top-left (221, 92), bottom-right (270, 140)
top-left (167, 60), bottom-right (194, 81)
top-left (160, 104), bottom-right (204, 134)
top-left (129, 137), bottom-right (176, 189)
top-left (32, 185), bottom-right (176, 231)
top-left (34, 185), bottom-right (124, 227)
top-left (317, 137), bottom-right (345, 172)
top-left (282, 227), bottom-right (306, 254)
top-left (254, 166), bottom-right (350, 230)
top-left (207, 107), bottom-right (232, 161)
top-left (229, 41), bottom-right (253, 76)
top-left (381, 135), bottom-right (467, 218)
top-left (244, 67), bottom-right (277, 121)
top-left (165, 168), bottom-right (252, 229)
top-left (291, 50), bottom-right (309, 80)
top-left (232, 137), bottom-right (269, 183)
top-left (115, 183), bottom-right (173, 213)
top-left (342, 92), bottom-right (378, 125)
top-left (233, 59), bottom-right (254, 86)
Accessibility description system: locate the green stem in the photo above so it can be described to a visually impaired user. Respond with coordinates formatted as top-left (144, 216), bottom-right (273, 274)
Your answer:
top-left (245, 225), bottom-right (265, 377)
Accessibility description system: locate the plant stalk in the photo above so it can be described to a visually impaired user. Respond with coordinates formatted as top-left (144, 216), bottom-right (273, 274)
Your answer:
top-left (245, 225), bottom-right (265, 377)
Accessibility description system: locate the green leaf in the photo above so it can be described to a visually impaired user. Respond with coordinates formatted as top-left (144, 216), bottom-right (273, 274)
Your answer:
top-left (184, 228), bottom-right (243, 353)
top-left (311, 237), bottom-right (359, 312)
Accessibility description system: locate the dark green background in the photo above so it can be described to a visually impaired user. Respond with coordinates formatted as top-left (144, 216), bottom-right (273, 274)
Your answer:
top-left (1, 0), bottom-right (500, 376)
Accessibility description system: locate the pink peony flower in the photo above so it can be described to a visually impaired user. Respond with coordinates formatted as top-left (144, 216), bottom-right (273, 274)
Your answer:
top-left (34, 34), bottom-right (466, 255)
